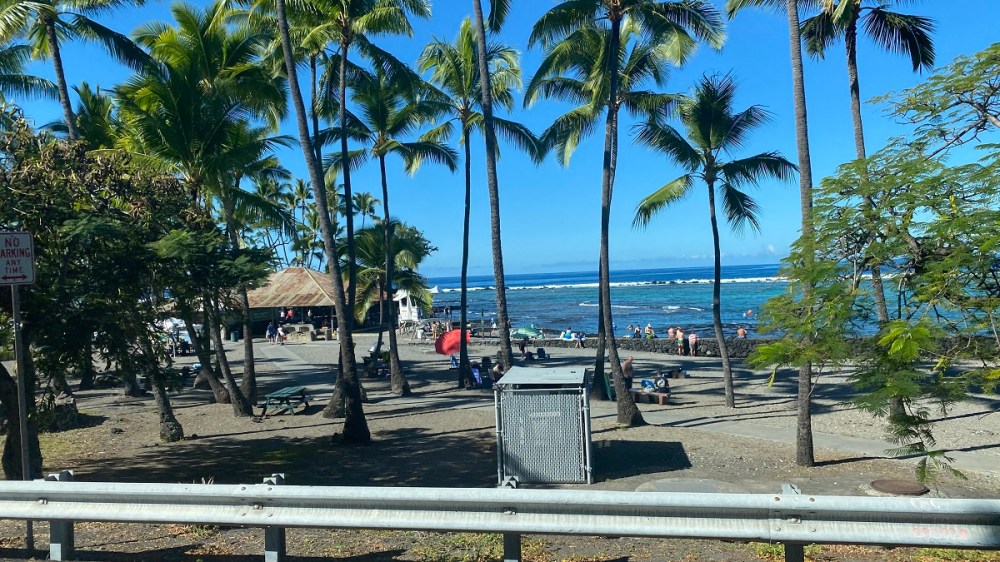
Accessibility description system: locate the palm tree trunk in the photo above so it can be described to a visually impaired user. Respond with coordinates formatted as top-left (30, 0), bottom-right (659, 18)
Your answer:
top-left (209, 302), bottom-right (252, 417)
top-left (339, 41), bottom-right (359, 322)
top-left (786, 0), bottom-right (815, 467)
top-left (471, 0), bottom-right (513, 370)
top-left (0, 351), bottom-right (41, 479)
top-left (45, 18), bottom-right (78, 140)
top-left (180, 304), bottom-right (229, 404)
top-left (379, 155), bottom-right (410, 397)
top-left (274, 0), bottom-right (368, 442)
top-left (458, 133), bottom-right (473, 386)
top-left (310, 54), bottom-right (323, 168)
top-left (594, 279), bottom-right (610, 401)
top-left (223, 193), bottom-right (257, 404)
top-left (376, 278), bottom-right (385, 354)
top-left (601, 15), bottom-right (642, 427)
top-left (707, 180), bottom-right (736, 408)
top-left (845, 17), bottom-right (891, 327)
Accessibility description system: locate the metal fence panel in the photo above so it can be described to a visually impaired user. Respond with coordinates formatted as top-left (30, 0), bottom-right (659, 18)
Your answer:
top-left (499, 389), bottom-right (586, 483)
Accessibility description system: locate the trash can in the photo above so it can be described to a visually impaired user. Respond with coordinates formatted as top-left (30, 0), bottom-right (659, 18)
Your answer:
top-left (494, 366), bottom-right (592, 485)
top-left (230, 330), bottom-right (240, 342)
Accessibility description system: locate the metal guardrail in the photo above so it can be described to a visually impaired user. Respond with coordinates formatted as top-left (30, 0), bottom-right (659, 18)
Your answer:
top-left (0, 472), bottom-right (997, 562)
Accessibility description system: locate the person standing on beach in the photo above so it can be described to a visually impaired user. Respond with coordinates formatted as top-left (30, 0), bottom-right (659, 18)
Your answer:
top-left (667, 326), bottom-right (676, 340)
top-left (621, 356), bottom-right (634, 389)
top-left (675, 327), bottom-right (685, 355)
top-left (644, 323), bottom-right (654, 338)
top-left (688, 332), bottom-right (699, 356)
top-left (737, 326), bottom-right (748, 338)
top-left (266, 322), bottom-right (276, 344)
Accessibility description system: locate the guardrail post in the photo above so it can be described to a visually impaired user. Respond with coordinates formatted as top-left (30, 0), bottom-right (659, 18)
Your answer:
top-left (263, 474), bottom-right (286, 562)
top-left (45, 470), bottom-right (75, 561)
top-left (503, 532), bottom-right (521, 562)
top-left (780, 483), bottom-right (804, 562)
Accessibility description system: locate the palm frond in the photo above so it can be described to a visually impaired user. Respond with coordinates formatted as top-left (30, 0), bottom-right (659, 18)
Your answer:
top-left (632, 174), bottom-right (695, 228)
top-left (633, 114), bottom-right (701, 171)
top-left (720, 183), bottom-right (761, 235)
top-left (862, 8), bottom-right (935, 72)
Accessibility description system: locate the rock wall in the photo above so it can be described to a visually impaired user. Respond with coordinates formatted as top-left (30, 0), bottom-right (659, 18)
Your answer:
top-left (464, 335), bottom-right (766, 359)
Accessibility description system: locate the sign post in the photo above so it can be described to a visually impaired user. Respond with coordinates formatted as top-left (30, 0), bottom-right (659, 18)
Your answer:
top-left (2, 231), bottom-right (36, 552)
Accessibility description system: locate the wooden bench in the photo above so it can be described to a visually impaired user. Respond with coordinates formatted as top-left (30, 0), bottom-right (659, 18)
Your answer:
top-left (628, 388), bottom-right (670, 406)
top-left (258, 385), bottom-right (309, 417)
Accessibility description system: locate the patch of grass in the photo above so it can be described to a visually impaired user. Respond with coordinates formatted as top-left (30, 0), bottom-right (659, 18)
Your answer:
top-left (256, 446), bottom-right (311, 466)
top-left (750, 542), bottom-right (823, 561)
top-left (915, 548), bottom-right (1000, 561)
top-left (410, 532), bottom-right (549, 562)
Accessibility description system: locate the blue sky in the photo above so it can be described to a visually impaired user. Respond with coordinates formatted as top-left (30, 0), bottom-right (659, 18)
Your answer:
top-left (17, 0), bottom-right (998, 277)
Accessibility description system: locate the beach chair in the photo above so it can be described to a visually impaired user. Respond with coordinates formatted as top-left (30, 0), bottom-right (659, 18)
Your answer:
top-left (536, 348), bottom-right (547, 359)
top-left (449, 355), bottom-right (459, 369)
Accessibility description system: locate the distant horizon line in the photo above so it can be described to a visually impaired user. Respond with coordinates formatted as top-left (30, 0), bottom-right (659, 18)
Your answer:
top-left (425, 262), bottom-right (782, 280)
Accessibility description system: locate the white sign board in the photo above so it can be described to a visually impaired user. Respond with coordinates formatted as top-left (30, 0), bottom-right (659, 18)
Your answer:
top-left (0, 232), bottom-right (35, 285)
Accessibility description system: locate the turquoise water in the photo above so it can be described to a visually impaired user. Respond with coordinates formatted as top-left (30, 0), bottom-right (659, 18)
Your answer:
top-left (428, 264), bottom-right (786, 338)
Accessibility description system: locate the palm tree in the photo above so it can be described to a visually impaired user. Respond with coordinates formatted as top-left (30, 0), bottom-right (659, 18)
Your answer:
top-left (633, 74), bottom-right (797, 408)
top-left (727, 0), bottom-right (818, 466)
top-left (117, 0), bottom-right (288, 417)
top-left (353, 191), bottom-right (379, 229)
top-left (470, 0), bottom-right (515, 370)
top-left (0, 0), bottom-right (150, 138)
top-left (216, 122), bottom-right (295, 405)
top-left (0, 42), bottom-right (54, 102)
top-left (529, 2), bottom-right (725, 426)
top-left (801, 0), bottom-right (934, 326)
top-left (268, 0), bottom-right (370, 440)
top-left (418, 17), bottom-right (539, 385)
top-left (326, 66), bottom-right (457, 397)
top-left (348, 220), bottom-right (434, 356)
top-left (43, 82), bottom-right (117, 147)
top-left (310, 0), bottom-right (431, 329)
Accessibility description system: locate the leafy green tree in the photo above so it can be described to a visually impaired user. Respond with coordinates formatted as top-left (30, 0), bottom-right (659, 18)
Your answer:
top-left (876, 42), bottom-right (1000, 156)
top-left (801, 0), bottom-right (935, 326)
top-left (0, 0), bottom-right (150, 138)
top-left (769, 136), bottom-right (1000, 480)
top-left (633, 74), bottom-right (796, 408)
top-left (327, 65), bottom-right (457, 396)
top-left (728, 0), bottom-right (820, 467)
top-left (418, 17), bottom-right (538, 385)
top-left (0, 111), bottom-right (197, 469)
top-left (529, 1), bottom-right (724, 426)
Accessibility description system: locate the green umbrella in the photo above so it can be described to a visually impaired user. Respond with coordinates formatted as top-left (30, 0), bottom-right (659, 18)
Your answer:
top-left (512, 326), bottom-right (544, 339)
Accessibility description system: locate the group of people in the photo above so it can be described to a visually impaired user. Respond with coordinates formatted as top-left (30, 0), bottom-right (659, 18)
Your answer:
top-left (665, 326), bottom-right (698, 356)
top-left (265, 321), bottom-right (286, 345)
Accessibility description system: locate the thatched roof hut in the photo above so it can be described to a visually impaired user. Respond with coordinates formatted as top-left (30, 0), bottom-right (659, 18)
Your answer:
top-left (246, 267), bottom-right (341, 308)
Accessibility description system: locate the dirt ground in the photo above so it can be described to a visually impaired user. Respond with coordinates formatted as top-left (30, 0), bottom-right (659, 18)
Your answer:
top-left (0, 335), bottom-right (998, 562)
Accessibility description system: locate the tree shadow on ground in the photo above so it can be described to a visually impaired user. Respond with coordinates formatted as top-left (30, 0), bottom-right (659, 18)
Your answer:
top-left (592, 441), bottom-right (691, 482)
top-left (69, 422), bottom-right (499, 488)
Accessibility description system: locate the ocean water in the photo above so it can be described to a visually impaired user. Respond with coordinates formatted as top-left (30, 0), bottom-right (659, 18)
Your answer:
top-left (428, 264), bottom-right (786, 338)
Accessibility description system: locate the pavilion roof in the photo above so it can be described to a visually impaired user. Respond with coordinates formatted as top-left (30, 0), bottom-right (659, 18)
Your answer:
top-left (246, 267), bottom-right (341, 308)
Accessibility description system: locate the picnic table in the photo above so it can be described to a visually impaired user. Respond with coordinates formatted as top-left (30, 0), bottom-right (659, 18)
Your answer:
top-left (257, 385), bottom-right (309, 417)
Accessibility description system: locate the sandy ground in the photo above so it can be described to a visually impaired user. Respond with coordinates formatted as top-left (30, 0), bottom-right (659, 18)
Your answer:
top-left (0, 334), bottom-right (998, 561)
